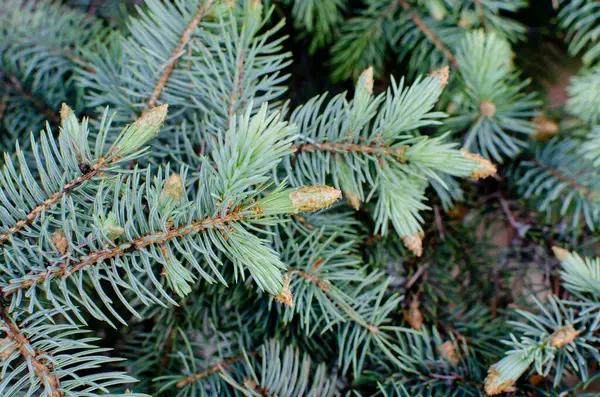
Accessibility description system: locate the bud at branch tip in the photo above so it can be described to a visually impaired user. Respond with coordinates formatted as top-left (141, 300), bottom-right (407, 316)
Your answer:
top-left (290, 186), bottom-right (341, 213)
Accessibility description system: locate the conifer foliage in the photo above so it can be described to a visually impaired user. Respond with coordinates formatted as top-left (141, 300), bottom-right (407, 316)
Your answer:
top-left (0, 0), bottom-right (599, 396)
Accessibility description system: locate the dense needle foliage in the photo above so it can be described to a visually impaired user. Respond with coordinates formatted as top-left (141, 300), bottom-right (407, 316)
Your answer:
top-left (0, 0), bottom-right (599, 396)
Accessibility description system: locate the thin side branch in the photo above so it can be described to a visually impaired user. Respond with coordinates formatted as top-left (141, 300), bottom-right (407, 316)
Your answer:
top-left (176, 351), bottom-right (258, 388)
top-left (534, 160), bottom-right (598, 200)
top-left (472, 0), bottom-right (488, 27)
top-left (0, 93), bottom-right (8, 123)
top-left (243, 378), bottom-right (273, 397)
top-left (287, 264), bottom-right (380, 334)
top-left (398, 0), bottom-right (457, 67)
top-left (143, 1), bottom-right (212, 113)
top-left (289, 266), bottom-right (330, 291)
top-left (6, 208), bottom-right (250, 295)
top-left (0, 309), bottom-right (62, 397)
top-left (0, 158), bottom-right (108, 246)
top-left (227, 49), bottom-right (245, 125)
top-left (291, 141), bottom-right (406, 160)
top-left (3, 73), bottom-right (60, 124)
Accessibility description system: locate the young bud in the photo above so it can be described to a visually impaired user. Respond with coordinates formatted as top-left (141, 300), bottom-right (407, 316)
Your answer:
top-left (51, 230), bottom-right (69, 255)
top-left (0, 337), bottom-right (17, 361)
top-left (484, 366), bottom-right (517, 395)
top-left (393, 147), bottom-right (406, 159)
top-left (358, 66), bottom-right (374, 94)
top-left (162, 173), bottom-right (184, 200)
top-left (437, 341), bottom-right (459, 365)
top-left (480, 100), bottom-right (496, 117)
top-left (458, 10), bottom-right (476, 28)
top-left (446, 101), bottom-right (459, 114)
top-left (243, 379), bottom-right (258, 392)
top-left (345, 190), bottom-right (361, 210)
top-left (429, 66), bottom-right (449, 88)
top-left (528, 374), bottom-right (544, 386)
top-left (551, 324), bottom-right (580, 348)
top-left (273, 274), bottom-right (294, 308)
top-left (59, 103), bottom-right (83, 150)
top-left (290, 186), bottom-right (341, 213)
top-left (484, 353), bottom-right (532, 395)
top-left (135, 104), bottom-right (168, 130)
top-left (60, 103), bottom-right (75, 126)
top-left (404, 299), bottom-right (423, 330)
top-left (426, 0), bottom-right (446, 21)
top-left (461, 149), bottom-right (497, 180)
top-left (338, 160), bottom-right (362, 210)
top-left (402, 232), bottom-right (424, 257)
top-left (101, 213), bottom-right (125, 241)
top-left (532, 114), bottom-right (559, 141)
top-left (551, 246), bottom-right (570, 261)
top-left (112, 104), bottom-right (168, 157)
top-left (448, 204), bottom-right (468, 221)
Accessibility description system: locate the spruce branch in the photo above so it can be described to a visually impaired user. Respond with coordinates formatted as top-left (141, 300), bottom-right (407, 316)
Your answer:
top-left (486, 247), bottom-right (600, 394)
top-left (175, 351), bottom-right (257, 388)
top-left (0, 309), bottom-right (62, 397)
top-left (0, 104), bottom-right (167, 247)
top-left (291, 141), bottom-right (407, 161)
top-left (558, 0), bottom-right (600, 66)
top-left (219, 340), bottom-right (339, 397)
top-left (533, 158), bottom-right (598, 200)
top-left (0, 309), bottom-right (142, 397)
top-left (374, 326), bottom-right (486, 396)
top-left (447, 30), bottom-right (539, 162)
top-left (78, 0), bottom-right (290, 139)
top-left (1, 105), bottom-right (342, 323)
top-left (282, 0), bottom-right (347, 53)
top-left (1, 73), bottom-right (60, 125)
top-left (142, 0), bottom-right (213, 113)
top-left (4, 208), bottom-right (252, 294)
top-left (330, 0), bottom-right (401, 81)
top-left (0, 0), bottom-right (106, 144)
top-left (398, 0), bottom-right (457, 67)
top-left (158, 335), bottom-right (338, 396)
top-left (566, 65), bottom-right (600, 125)
top-left (514, 138), bottom-right (600, 230)
top-left (1, 1), bottom-right (589, 396)
top-left (282, 68), bottom-right (489, 250)
top-left (2, 177), bottom-right (340, 319)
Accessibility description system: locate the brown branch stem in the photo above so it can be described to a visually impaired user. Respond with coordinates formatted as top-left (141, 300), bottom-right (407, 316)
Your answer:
top-left (5, 208), bottom-right (249, 296)
top-left (0, 157), bottom-right (108, 246)
top-left (291, 141), bottom-right (406, 160)
top-left (472, 0), bottom-right (488, 27)
top-left (0, 93), bottom-right (8, 123)
top-left (288, 266), bottom-right (330, 291)
top-left (0, 309), bottom-right (62, 396)
top-left (3, 73), bottom-right (59, 124)
top-left (243, 378), bottom-right (272, 397)
top-left (398, 0), bottom-right (457, 67)
top-left (287, 264), bottom-right (380, 334)
top-left (227, 49), bottom-right (245, 125)
top-left (143, 1), bottom-right (212, 113)
top-left (534, 160), bottom-right (598, 200)
top-left (176, 351), bottom-right (258, 388)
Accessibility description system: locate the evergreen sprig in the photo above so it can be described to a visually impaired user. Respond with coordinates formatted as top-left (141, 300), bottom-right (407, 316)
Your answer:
top-left (0, 0), bottom-right (105, 148)
top-left (3, 0), bottom-right (598, 396)
top-left (485, 247), bottom-right (600, 395)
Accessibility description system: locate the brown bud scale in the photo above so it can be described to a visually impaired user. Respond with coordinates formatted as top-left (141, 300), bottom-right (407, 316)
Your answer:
top-left (290, 186), bottom-right (341, 213)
